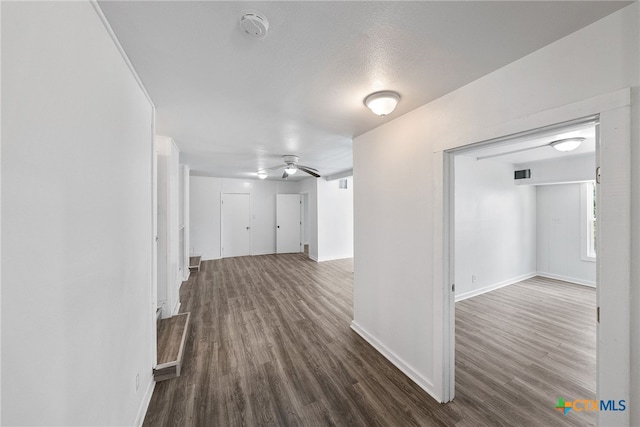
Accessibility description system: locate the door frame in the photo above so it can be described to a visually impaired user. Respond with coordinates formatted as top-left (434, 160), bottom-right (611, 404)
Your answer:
top-left (437, 89), bottom-right (630, 426)
top-left (151, 118), bottom-right (158, 368)
top-left (220, 192), bottom-right (252, 258)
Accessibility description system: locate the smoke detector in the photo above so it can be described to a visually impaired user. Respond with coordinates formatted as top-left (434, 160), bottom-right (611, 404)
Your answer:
top-left (240, 12), bottom-right (269, 39)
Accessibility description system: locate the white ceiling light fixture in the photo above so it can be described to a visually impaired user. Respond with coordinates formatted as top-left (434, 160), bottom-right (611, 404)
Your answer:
top-left (284, 165), bottom-right (297, 175)
top-left (239, 12), bottom-right (269, 39)
top-left (550, 137), bottom-right (585, 152)
top-left (364, 91), bottom-right (401, 116)
top-left (257, 171), bottom-right (268, 179)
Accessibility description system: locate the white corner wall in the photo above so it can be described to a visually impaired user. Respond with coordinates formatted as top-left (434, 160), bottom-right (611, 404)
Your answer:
top-left (156, 136), bottom-right (181, 317)
top-left (536, 184), bottom-right (596, 286)
top-left (454, 156), bottom-right (536, 300)
top-left (353, 3), bottom-right (638, 410)
top-left (317, 177), bottom-right (354, 262)
top-left (2, 2), bottom-right (155, 425)
top-left (189, 176), bottom-right (222, 260)
top-left (180, 164), bottom-right (190, 281)
top-left (298, 177), bottom-right (319, 260)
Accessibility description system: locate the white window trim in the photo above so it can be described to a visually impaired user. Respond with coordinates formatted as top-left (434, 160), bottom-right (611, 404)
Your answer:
top-left (580, 181), bottom-right (596, 262)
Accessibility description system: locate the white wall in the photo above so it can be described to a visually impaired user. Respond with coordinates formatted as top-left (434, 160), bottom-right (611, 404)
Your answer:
top-left (180, 165), bottom-right (190, 281)
top-left (156, 136), bottom-right (181, 317)
top-left (189, 175), bottom-right (353, 263)
top-left (515, 154), bottom-right (594, 186)
top-left (353, 3), bottom-right (639, 413)
top-left (536, 184), bottom-right (596, 286)
top-left (317, 177), bottom-right (354, 262)
top-left (2, 2), bottom-right (155, 425)
top-left (454, 156), bottom-right (536, 300)
top-left (298, 177), bottom-right (319, 260)
top-left (190, 176), bottom-right (222, 260)
top-left (189, 176), bottom-right (301, 260)
top-left (302, 193), bottom-right (310, 245)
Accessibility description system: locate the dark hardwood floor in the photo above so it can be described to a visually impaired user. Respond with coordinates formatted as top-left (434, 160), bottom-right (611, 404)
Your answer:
top-left (143, 255), bottom-right (595, 426)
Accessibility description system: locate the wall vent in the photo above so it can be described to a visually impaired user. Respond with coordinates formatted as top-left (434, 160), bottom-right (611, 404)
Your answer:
top-left (514, 169), bottom-right (531, 180)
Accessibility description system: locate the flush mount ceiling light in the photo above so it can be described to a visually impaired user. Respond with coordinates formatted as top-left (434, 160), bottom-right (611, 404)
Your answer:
top-left (364, 91), bottom-right (400, 116)
top-left (257, 171), bottom-right (267, 180)
top-left (550, 137), bottom-right (585, 152)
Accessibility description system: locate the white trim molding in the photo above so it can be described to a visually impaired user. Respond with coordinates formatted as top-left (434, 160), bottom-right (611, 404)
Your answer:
top-left (455, 272), bottom-right (537, 302)
top-left (134, 380), bottom-right (155, 427)
top-left (350, 321), bottom-right (440, 402)
top-left (90, 1), bottom-right (155, 109)
top-left (537, 272), bottom-right (596, 288)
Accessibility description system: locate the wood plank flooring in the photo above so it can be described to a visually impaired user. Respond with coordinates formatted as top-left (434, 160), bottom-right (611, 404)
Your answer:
top-left (156, 313), bottom-right (189, 365)
top-left (143, 255), bottom-right (595, 426)
top-left (455, 276), bottom-right (595, 427)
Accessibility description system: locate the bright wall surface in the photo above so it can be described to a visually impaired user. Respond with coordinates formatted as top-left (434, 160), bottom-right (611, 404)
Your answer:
top-left (156, 137), bottom-right (181, 317)
top-left (515, 154), bottom-right (595, 186)
top-left (2, 2), bottom-right (155, 425)
top-left (298, 177), bottom-right (319, 260)
top-left (353, 3), bottom-right (638, 410)
top-left (189, 176), bottom-right (300, 259)
top-left (317, 177), bottom-right (354, 261)
top-left (454, 156), bottom-right (536, 300)
top-left (190, 176), bottom-right (222, 260)
top-left (537, 184), bottom-right (596, 286)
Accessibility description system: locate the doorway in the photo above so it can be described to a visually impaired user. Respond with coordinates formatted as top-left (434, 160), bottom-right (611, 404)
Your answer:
top-left (449, 118), bottom-right (597, 423)
top-left (221, 193), bottom-right (251, 258)
top-left (440, 107), bottom-right (631, 426)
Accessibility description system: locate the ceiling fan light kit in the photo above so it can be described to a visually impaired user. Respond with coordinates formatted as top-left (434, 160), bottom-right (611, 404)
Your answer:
top-left (364, 90), bottom-right (401, 116)
top-left (257, 171), bottom-right (268, 179)
top-left (263, 155), bottom-right (321, 180)
top-left (550, 137), bottom-right (585, 152)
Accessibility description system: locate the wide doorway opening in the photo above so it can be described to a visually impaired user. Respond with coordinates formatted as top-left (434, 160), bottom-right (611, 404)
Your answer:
top-left (439, 105), bottom-right (632, 426)
top-left (449, 118), bottom-right (598, 425)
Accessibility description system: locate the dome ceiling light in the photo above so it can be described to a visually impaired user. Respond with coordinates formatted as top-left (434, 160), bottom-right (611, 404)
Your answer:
top-left (364, 91), bottom-right (401, 116)
top-left (550, 137), bottom-right (585, 152)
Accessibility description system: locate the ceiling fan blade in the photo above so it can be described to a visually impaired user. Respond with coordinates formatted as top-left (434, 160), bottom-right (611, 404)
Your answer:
top-left (298, 166), bottom-right (321, 178)
top-left (282, 170), bottom-right (289, 179)
top-left (297, 164), bottom-right (319, 173)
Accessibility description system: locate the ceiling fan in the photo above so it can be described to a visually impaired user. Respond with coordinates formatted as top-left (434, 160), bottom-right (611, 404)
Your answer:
top-left (263, 155), bottom-right (321, 179)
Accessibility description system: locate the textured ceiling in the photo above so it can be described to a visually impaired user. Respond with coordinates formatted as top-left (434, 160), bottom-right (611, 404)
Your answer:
top-left (99, 1), bottom-right (629, 180)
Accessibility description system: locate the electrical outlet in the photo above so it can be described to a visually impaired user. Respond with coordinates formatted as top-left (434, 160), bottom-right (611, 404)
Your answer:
top-left (472, 275), bottom-right (476, 283)
top-left (136, 373), bottom-right (140, 391)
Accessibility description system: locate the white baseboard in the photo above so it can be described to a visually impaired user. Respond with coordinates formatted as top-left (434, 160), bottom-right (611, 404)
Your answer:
top-left (455, 272), bottom-right (537, 302)
top-left (172, 301), bottom-right (181, 316)
top-left (134, 378), bottom-right (155, 427)
top-left (316, 255), bottom-right (354, 262)
top-left (536, 272), bottom-right (596, 288)
top-left (309, 255), bottom-right (319, 262)
top-left (251, 250), bottom-right (276, 256)
top-left (350, 321), bottom-right (442, 403)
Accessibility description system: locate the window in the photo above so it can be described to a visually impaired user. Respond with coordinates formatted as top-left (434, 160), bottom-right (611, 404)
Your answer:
top-left (581, 181), bottom-right (596, 262)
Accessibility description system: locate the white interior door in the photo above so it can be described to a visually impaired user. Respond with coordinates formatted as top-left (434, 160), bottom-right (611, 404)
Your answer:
top-left (277, 194), bottom-right (302, 254)
top-left (221, 193), bottom-right (251, 258)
